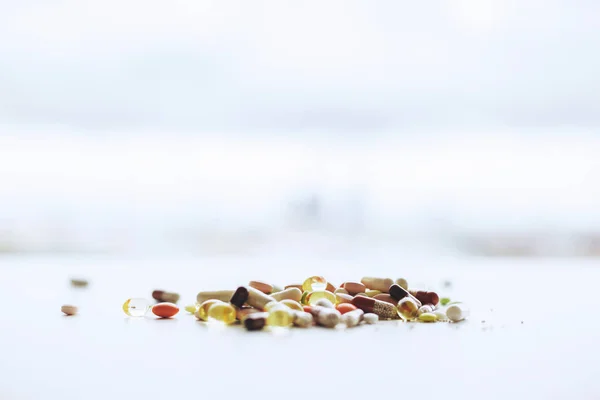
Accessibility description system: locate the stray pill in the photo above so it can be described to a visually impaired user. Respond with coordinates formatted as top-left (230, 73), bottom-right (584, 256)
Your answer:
top-left (302, 276), bottom-right (327, 292)
top-left (249, 281), bottom-right (273, 294)
top-left (395, 278), bottom-right (408, 290)
top-left (446, 303), bottom-right (469, 322)
top-left (352, 295), bottom-right (398, 319)
top-left (267, 304), bottom-right (293, 327)
top-left (341, 308), bottom-right (364, 328)
top-left (70, 279), bottom-right (88, 288)
top-left (292, 311), bottom-right (314, 328)
top-left (316, 308), bottom-right (341, 328)
top-left (336, 303), bottom-right (357, 315)
top-left (389, 284), bottom-right (422, 307)
top-left (418, 313), bottom-right (437, 322)
top-left (360, 277), bottom-right (394, 293)
top-left (342, 282), bottom-right (366, 295)
top-left (243, 312), bottom-right (268, 331)
top-left (231, 286), bottom-right (276, 310)
top-left (152, 302), bottom-right (179, 318)
top-left (152, 290), bottom-right (180, 304)
top-left (271, 287), bottom-right (303, 302)
top-left (335, 293), bottom-right (354, 304)
top-left (314, 298), bottom-right (335, 309)
top-left (397, 297), bottom-right (419, 320)
top-left (307, 291), bottom-right (336, 306)
top-left (280, 299), bottom-right (303, 311)
top-left (184, 304), bottom-right (198, 314)
top-left (196, 290), bottom-right (234, 305)
top-left (373, 294), bottom-right (398, 305)
top-left (207, 302), bottom-right (236, 324)
top-left (196, 299), bottom-right (223, 321)
top-left (363, 313), bottom-right (379, 324)
top-left (365, 290), bottom-right (382, 297)
top-left (61, 305), bottom-right (78, 315)
top-left (122, 298), bottom-right (150, 317)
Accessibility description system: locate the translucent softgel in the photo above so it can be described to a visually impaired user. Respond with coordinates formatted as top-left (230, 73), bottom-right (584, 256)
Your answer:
top-left (302, 276), bottom-right (327, 292)
top-left (122, 298), bottom-right (150, 317)
top-left (207, 302), bottom-right (236, 324)
top-left (266, 305), bottom-right (293, 327)
top-left (307, 290), bottom-right (336, 305)
top-left (197, 299), bottom-right (223, 321)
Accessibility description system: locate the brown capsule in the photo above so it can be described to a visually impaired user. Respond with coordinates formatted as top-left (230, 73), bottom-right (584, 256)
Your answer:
top-left (389, 284), bottom-right (421, 307)
top-left (152, 290), bottom-right (180, 304)
top-left (231, 286), bottom-right (276, 310)
top-left (249, 281), bottom-right (273, 294)
top-left (243, 312), bottom-right (268, 331)
top-left (409, 290), bottom-right (439, 306)
top-left (352, 295), bottom-right (398, 319)
top-left (373, 293), bottom-right (398, 305)
top-left (342, 282), bottom-right (367, 295)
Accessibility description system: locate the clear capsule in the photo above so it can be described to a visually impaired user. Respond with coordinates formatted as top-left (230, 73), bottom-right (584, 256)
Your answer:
top-left (207, 302), bottom-right (236, 324)
top-left (267, 304), bottom-right (293, 327)
top-left (122, 298), bottom-right (150, 317)
top-left (307, 290), bottom-right (336, 305)
top-left (196, 299), bottom-right (224, 321)
top-left (302, 276), bottom-right (327, 292)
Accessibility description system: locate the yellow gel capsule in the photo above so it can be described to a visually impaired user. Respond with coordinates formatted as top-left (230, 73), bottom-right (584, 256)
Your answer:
top-left (307, 290), bottom-right (336, 306)
top-left (266, 304), bottom-right (293, 327)
top-left (280, 299), bottom-right (303, 311)
top-left (196, 299), bottom-right (223, 321)
top-left (418, 312), bottom-right (437, 322)
top-left (300, 291), bottom-right (310, 305)
top-left (122, 298), bottom-right (150, 317)
top-left (302, 276), bottom-right (327, 292)
top-left (184, 304), bottom-right (198, 314)
top-left (207, 302), bottom-right (236, 324)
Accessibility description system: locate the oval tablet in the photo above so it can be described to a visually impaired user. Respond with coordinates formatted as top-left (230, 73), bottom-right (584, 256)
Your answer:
top-left (152, 302), bottom-right (179, 318)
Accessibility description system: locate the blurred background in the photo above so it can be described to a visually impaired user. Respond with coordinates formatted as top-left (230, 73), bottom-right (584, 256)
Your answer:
top-left (1, 0), bottom-right (599, 258)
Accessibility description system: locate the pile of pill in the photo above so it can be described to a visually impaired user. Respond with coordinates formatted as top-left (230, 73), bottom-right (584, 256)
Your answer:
top-left (120, 276), bottom-right (469, 330)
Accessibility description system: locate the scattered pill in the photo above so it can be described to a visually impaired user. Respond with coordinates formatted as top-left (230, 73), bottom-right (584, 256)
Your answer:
top-left (360, 277), bottom-right (394, 293)
top-left (388, 284), bottom-right (410, 301)
top-left (196, 290), bottom-right (234, 305)
top-left (61, 305), bottom-right (78, 315)
top-left (307, 290), bottom-right (336, 306)
top-left (302, 276), bottom-right (328, 292)
top-left (336, 303), bottom-right (357, 315)
top-left (373, 294), bottom-right (398, 305)
top-left (352, 295), bottom-right (398, 319)
top-left (409, 290), bottom-right (439, 306)
top-left (316, 308), bottom-right (341, 328)
top-left (152, 302), bottom-right (179, 318)
top-left (196, 299), bottom-right (223, 321)
top-left (231, 286), bottom-right (276, 310)
top-left (397, 297), bottom-right (420, 320)
top-left (271, 287), bottom-right (303, 302)
top-left (152, 290), bottom-right (180, 304)
top-left (122, 298), bottom-right (150, 317)
top-left (207, 302), bottom-right (236, 324)
top-left (267, 304), bottom-right (293, 327)
top-left (335, 293), bottom-right (354, 304)
top-left (184, 304), bottom-right (198, 314)
top-left (70, 279), bottom-right (88, 288)
top-left (243, 312), bottom-right (268, 331)
top-left (341, 308), bottom-right (364, 328)
top-left (249, 281), bottom-right (273, 294)
top-left (446, 303), bottom-right (469, 322)
top-left (440, 297), bottom-right (451, 306)
top-left (363, 313), bottom-right (379, 324)
top-left (395, 278), bottom-right (408, 290)
top-left (418, 313), bottom-right (437, 322)
top-left (342, 282), bottom-right (366, 295)
top-left (292, 311), bottom-right (314, 327)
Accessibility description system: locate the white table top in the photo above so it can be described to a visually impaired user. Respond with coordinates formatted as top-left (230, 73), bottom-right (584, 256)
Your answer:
top-left (1, 254), bottom-right (598, 400)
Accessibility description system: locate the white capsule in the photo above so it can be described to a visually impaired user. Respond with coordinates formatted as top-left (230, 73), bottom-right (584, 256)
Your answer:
top-left (292, 311), bottom-right (314, 328)
top-left (446, 303), bottom-right (469, 322)
top-left (363, 313), bottom-right (379, 324)
top-left (341, 309), bottom-right (364, 328)
top-left (317, 308), bottom-right (341, 328)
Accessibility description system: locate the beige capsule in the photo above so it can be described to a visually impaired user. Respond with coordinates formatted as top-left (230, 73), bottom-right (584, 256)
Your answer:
top-left (342, 282), bottom-right (366, 295)
top-left (61, 305), bottom-right (78, 315)
top-left (316, 308), bottom-right (341, 328)
top-left (249, 281), bottom-right (273, 294)
top-left (292, 311), bottom-right (314, 328)
top-left (341, 308), bottom-right (364, 328)
top-left (271, 287), bottom-right (302, 302)
top-left (395, 278), bottom-right (408, 290)
top-left (196, 290), bottom-right (234, 305)
top-left (360, 277), bottom-right (394, 293)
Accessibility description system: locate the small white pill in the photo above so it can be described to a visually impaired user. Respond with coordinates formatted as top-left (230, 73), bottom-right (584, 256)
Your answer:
top-left (363, 313), bottom-right (379, 324)
top-left (446, 303), bottom-right (469, 322)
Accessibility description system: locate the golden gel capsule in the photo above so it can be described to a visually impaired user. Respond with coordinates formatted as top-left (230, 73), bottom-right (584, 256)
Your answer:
top-left (207, 302), bottom-right (236, 324)
top-left (267, 304), bottom-right (293, 327)
top-left (302, 276), bottom-right (327, 292)
top-left (397, 297), bottom-right (419, 320)
top-left (196, 299), bottom-right (223, 321)
top-left (307, 290), bottom-right (336, 305)
top-left (280, 299), bottom-right (303, 311)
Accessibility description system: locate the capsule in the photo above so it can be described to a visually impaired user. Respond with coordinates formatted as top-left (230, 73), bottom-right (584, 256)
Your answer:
top-left (360, 277), bottom-right (394, 293)
top-left (230, 286), bottom-right (276, 310)
top-left (409, 290), bottom-right (440, 306)
top-left (152, 290), bottom-right (180, 304)
top-left (307, 290), bottom-right (336, 306)
top-left (70, 279), bottom-right (88, 288)
top-left (61, 305), bottom-right (78, 316)
top-left (207, 302), bottom-right (236, 324)
top-left (184, 304), bottom-right (198, 314)
top-left (342, 282), bottom-right (366, 295)
top-left (271, 287), bottom-right (302, 302)
top-left (292, 311), bottom-right (314, 328)
top-left (196, 290), bottom-right (235, 305)
top-left (363, 313), bottom-right (379, 324)
top-left (373, 294), bottom-right (398, 305)
top-left (389, 284), bottom-right (422, 306)
top-left (196, 299), bottom-right (223, 321)
top-left (249, 281), bottom-right (273, 294)
top-left (336, 303), bottom-right (357, 315)
top-left (243, 312), bottom-right (268, 331)
top-left (341, 308), bottom-right (364, 328)
top-left (397, 297), bottom-right (419, 320)
top-left (335, 293), bottom-right (354, 304)
top-left (267, 304), bottom-right (293, 327)
top-left (395, 278), bottom-right (408, 290)
top-left (352, 295), bottom-right (398, 319)
top-left (446, 303), bottom-right (469, 322)
top-left (365, 289), bottom-right (382, 297)
top-left (316, 308), bottom-right (341, 328)
top-left (122, 298), bottom-right (150, 317)
top-left (418, 312), bottom-right (437, 322)
top-left (152, 302), bottom-right (179, 318)
top-left (302, 276), bottom-right (327, 292)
